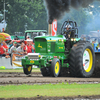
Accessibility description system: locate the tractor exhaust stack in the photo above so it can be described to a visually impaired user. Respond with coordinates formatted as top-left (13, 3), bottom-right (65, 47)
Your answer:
top-left (48, 24), bottom-right (52, 36)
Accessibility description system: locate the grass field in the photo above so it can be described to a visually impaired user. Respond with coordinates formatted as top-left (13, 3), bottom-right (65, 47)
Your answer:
top-left (0, 68), bottom-right (40, 72)
top-left (0, 83), bottom-right (100, 98)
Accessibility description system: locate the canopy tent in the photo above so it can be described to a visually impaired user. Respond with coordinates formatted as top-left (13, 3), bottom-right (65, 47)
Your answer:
top-left (0, 32), bottom-right (11, 43)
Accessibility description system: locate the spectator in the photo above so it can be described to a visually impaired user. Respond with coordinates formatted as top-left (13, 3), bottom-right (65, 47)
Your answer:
top-left (0, 43), bottom-right (6, 57)
top-left (2, 41), bottom-right (10, 58)
top-left (26, 36), bottom-right (30, 39)
top-left (92, 41), bottom-right (95, 47)
top-left (2, 41), bottom-right (8, 52)
top-left (10, 42), bottom-right (17, 55)
top-left (8, 40), bottom-right (13, 52)
top-left (25, 39), bottom-right (33, 53)
top-left (17, 42), bottom-right (27, 55)
top-left (14, 36), bottom-right (19, 40)
top-left (32, 42), bottom-right (35, 53)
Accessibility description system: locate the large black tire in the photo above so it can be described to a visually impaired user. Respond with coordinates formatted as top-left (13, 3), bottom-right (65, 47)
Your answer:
top-left (40, 67), bottom-right (50, 77)
top-left (69, 41), bottom-right (95, 77)
top-left (23, 65), bottom-right (32, 75)
top-left (51, 58), bottom-right (61, 77)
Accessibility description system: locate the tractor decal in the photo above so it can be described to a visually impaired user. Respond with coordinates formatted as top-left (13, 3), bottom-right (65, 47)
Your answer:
top-left (38, 44), bottom-right (42, 48)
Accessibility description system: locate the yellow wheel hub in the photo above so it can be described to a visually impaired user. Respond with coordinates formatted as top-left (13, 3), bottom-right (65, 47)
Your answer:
top-left (28, 66), bottom-right (32, 72)
top-left (83, 48), bottom-right (93, 72)
top-left (55, 62), bottom-right (60, 74)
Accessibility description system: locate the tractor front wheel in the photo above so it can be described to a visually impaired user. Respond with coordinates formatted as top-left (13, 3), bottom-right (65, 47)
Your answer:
top-left (51, 58), bottom-right (61, 77)
top-left (23, 65), bottom-right (32, 75)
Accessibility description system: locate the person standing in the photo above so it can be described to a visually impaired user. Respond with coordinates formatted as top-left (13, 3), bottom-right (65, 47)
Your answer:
top-left (32, 42), bottom-right (35, 53)
top-left (2, 41), bottom-right (8, 53)
top-left (0, 43), bottom-right (6, 57)
top-left (2, 41), bottom-right (10, 58)
top-left (8, 40), bottom-right (13, 52)
top-left (25, 39), bottom-right (33, 53)
top-left (10, 42), bottom-right (17, 55)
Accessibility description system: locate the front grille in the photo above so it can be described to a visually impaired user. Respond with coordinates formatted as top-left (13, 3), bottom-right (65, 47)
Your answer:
top-left (28, 53), bottom-right (39, 60)
top-left (51, 42), bottom-right (55, 53)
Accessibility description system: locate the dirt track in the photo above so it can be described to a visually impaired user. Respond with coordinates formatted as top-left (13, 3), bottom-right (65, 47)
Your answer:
top-left (0, 72), bottom-right (100, 85)
top-left (0, 72), bottom-right (100, 100)
top-left (1, 95), bottom-right (100, 100)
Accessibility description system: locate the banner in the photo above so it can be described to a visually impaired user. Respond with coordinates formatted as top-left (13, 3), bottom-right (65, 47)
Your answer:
top-left (11, 54), bottom-right (25, 67)
top-left (52, 19), bottom-right (57, 36)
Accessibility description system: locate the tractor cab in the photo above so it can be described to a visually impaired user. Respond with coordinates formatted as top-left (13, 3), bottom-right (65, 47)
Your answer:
top-left (61, 21), bottom-right (79, 51)
top-left (61, 21), bottom-right (78, 39)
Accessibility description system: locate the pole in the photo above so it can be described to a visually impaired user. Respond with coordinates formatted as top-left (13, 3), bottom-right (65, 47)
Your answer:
top-left (4, 0), bottom-right (5, 31)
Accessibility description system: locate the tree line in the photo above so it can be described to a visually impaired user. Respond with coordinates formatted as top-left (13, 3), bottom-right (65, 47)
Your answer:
top-left (0, 0), bottom-right (100, 36)
top-left (0, 0), bottom-right (48, 35)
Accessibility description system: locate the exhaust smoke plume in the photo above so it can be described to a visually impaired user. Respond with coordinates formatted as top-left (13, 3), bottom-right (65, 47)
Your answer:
top-left (44, 0), bottom-right (95, 24)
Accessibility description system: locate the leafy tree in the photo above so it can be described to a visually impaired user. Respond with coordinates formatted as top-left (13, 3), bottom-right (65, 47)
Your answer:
top-left (0, 0), bottom-right (48, 35)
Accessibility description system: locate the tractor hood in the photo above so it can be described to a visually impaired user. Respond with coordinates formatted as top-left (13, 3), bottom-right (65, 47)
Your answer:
top-left (34, 35), bottom-right (66, 42)
top-left (34, 35), bottom-right (66, 53)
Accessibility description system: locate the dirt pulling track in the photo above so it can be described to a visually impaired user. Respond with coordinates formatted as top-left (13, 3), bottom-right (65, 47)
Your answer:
top-left (0, 72), bottom-right (100, 100)
top-left (0, 72), bottom-right (100, 85)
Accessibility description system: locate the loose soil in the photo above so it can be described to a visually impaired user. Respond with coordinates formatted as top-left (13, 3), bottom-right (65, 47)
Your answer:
top-left (0, 95), bottom-right (100, 100)
top-left (0, 72), bottom-right (100, 99)
top-left (0, 72), bottom-right (100, 85)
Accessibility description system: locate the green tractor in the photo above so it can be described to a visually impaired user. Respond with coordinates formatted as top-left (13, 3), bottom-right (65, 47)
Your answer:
top-left (25, 30), bottom-right (47, 41)
top-left (22, 21), bottom-right (95, 77)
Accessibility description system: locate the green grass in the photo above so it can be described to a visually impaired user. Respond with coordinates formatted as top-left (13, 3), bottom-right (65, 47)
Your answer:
top-left (0, 68), bottom-right (40, 72)
top-left (0, 83), bottom-right (100, 98)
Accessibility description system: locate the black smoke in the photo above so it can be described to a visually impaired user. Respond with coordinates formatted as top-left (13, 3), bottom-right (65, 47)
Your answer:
top-left (44, 0), bottom-right (95, 24)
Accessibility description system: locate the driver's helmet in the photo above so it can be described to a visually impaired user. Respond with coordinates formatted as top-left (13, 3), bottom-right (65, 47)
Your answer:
top-left (65, 24), bottom-right (72, 30)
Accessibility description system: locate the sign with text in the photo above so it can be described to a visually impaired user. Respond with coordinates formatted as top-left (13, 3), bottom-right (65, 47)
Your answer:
top-left (52, 19), bottom-right (57, 36)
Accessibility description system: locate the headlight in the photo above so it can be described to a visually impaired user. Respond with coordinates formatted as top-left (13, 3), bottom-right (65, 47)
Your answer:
top-left (59, 39), bottom-right (64, 42)
top-left (71, 38), bottom-right (76, 41)
top-left (74, 39), bottom-right (76, 41)
top-left (71, 38), bottom-right (74, 41)
top-left (62, 39), bottom-right (64, 42)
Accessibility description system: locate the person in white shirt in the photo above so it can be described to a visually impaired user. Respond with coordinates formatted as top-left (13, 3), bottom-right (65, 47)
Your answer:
top-left (17, 42), bottom-right (27, 55)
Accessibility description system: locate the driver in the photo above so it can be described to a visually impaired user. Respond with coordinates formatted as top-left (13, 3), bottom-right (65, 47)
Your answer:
top-left (64, 24), bottom-right (72, 38)
top-left (66, 24), bottom-right (72, 31)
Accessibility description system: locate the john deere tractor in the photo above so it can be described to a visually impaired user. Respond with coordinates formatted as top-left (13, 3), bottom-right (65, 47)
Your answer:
top-left (22, 21), bottom-right (95, 77)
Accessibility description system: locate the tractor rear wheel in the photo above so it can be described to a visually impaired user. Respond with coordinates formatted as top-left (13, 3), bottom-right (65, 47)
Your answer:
top-left (69, 41), bottom-right (95, 77)
top-left (23, 65), bottom-right (32, 75)
top-left (51, 58), bottom-right (61, 77)
top-left (40, 67), bottom-right (50, 77)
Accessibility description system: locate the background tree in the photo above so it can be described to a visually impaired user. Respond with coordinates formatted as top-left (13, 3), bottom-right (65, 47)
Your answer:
top-left (0, 0), bottom-right (100, 36)
top-left (0, 0), bottom-right (47, 35)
